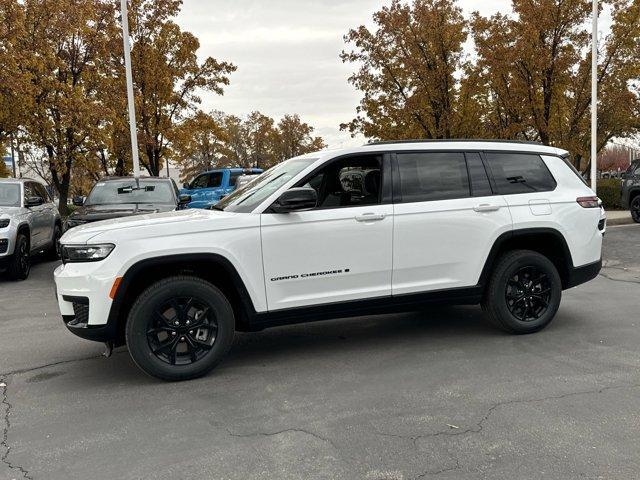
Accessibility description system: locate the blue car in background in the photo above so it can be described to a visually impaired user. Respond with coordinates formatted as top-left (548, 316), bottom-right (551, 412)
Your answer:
top-left (180, 167), bottom-right (263, 208)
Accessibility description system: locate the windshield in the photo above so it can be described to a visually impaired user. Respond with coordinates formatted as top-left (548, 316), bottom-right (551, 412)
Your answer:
top-left (85, 180), bottom-right (175, 205)
top-left (215, 158), bottom-right (317, 212)
top-left (0, 183), bottom-right (20, 207)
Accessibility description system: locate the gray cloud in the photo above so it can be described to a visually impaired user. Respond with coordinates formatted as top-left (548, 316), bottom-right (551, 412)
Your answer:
top-left (175, 1), bottom-right (526, 148)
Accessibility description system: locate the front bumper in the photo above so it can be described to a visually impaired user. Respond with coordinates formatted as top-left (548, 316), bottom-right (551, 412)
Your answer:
top-left (54, 260), bottom-right (118, 343)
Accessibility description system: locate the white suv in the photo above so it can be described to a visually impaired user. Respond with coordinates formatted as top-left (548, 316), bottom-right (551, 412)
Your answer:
top-left (54, 141), bottom-right (605, 380)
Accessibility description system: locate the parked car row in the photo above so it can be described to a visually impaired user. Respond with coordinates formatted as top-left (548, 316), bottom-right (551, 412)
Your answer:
top-left (0, 167), bottom-right (263, 281)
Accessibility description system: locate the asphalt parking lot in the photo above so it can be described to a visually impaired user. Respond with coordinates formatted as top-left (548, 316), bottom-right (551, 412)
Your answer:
top-left (1, 225), bottom-right (640, 480)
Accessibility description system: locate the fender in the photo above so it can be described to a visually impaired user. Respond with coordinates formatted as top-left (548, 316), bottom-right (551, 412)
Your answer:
top-left (107, 253), bottom-right (258, 343)
top-left (478, 227), bottom-right (574, 289)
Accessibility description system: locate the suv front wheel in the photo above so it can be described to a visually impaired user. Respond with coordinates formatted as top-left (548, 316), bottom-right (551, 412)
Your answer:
top-left (482, 250), bottom-right (562, 334)
top-left (8, 233), bottom-right (30, 280)
top-left (126, 276), bottom-right (235, 381)
top-left (630, 195), bottom-right (640, 223)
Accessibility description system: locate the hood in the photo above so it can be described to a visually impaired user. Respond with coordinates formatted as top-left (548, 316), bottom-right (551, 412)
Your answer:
top-left (0, 206), bottom-right (24, 217)
top-left (69, 203), bottom-right (176, 223)
top-left (60, 208), bottom-right (237, 244)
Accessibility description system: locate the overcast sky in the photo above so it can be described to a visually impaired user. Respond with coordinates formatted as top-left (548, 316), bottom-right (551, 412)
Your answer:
top-left (176, 0), bottom-right (606, 149)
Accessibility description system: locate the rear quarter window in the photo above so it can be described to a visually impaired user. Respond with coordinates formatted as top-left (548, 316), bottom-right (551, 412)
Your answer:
top-left (484, 153), bottom-right (557, 194)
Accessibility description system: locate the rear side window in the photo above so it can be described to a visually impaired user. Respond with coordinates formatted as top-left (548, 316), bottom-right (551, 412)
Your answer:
top-left (397, 152), bottom-right (470, 202)
top-left (465, 153), bottom-right (493, 197)
top-left (484, 153), bottom-right (556, 194)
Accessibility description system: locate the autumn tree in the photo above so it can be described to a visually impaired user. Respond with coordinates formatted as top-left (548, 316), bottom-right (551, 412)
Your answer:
top-left (471, 0), bottom-right (640, 170)
top-left (16, 0), bottom-right (118, 214)
top-left (128, 0), bottom-right (236, 176)
top-left (340, 0), bottom-right (475, 140)
top-left (272, 114), bottom-right (326, 163)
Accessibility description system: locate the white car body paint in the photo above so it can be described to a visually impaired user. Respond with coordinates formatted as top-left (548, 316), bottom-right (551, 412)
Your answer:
top-left (54, 141), bottom-right (604, 330)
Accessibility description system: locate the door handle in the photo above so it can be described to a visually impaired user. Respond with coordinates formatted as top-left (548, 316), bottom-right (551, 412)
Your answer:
top-left (355, 213), bottom-right (385, 222)
top-left (473, 204), bottom-right (500, 212)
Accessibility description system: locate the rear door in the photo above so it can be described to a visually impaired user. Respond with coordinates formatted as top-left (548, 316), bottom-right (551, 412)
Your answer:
top-left (391, 151), bottom-right (512, 295)
top-left (261, 154), bottom-right (393, 310)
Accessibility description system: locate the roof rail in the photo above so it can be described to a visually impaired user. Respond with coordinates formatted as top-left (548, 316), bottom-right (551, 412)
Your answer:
top-left (363, 139), bottom-right (544, 146)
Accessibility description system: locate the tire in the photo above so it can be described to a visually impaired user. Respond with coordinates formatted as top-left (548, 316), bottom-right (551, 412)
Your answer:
top-left (631, 195), bottom-right (640, 223)
top-left (481, 249), bottom-right (562, 334)
top-left (126, 275), bottom-right (235, 381)
top-left (46, 224), bottom-right (62, 260)
top-left (7, 233), bottom-right (30, 280)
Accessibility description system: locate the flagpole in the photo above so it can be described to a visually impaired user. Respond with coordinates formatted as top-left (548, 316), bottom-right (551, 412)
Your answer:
top-left (120, 0), bottom-right (141, 180)
top-left (590, 0), bottom-right (598, 192)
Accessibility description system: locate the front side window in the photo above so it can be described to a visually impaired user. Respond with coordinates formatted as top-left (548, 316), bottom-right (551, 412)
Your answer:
top-left (485, 153), bottom-right (557, 194)
top-left (209, 172), bottom-right (223, 188)
top-left (23, 183), bottom-right (38, 202)
top-left (297, 155), bottom-right (382, 209)
top-left (190, 174), bottom-right (209, 189)
top-left (215, 157), bottom-right (317, 213)
top-left (85, 180), bottom-right (175, 205)
top-left (0, 183), bottom-right (20, 207)
top-left (397, 152), bottom-right (470, 202)
top-left (34, 183), bottom-right (50, 202)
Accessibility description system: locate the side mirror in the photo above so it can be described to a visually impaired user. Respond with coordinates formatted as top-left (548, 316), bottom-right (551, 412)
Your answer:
top-left (25, 196), bottom-right (44, 207)
top-left (72, 196), bottom-right (85, 206)
top-left (182, 183), bottom-right (190, 190)
top-left (178, 194), bottom-right (192, 205)
top-left (271, 187), bottom-right (317, 213)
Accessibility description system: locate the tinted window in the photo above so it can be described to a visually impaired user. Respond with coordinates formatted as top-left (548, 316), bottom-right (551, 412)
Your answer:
top-left (209, 172), bottom-right (223, 187)
top-left (298, 155), bottom-right (381, 209)
top-left (23, 183), bottom-right (38, 202)
top-left (485, 153), bottom-right (556, 194)
top-left (191, 174), bottom-right (209, 189)
top-left (466, 153), bottom-right (493, 197)
top-left (397, 152), bottom-right (469, 202)
top-left (34, 183), bottom-right (50, 202)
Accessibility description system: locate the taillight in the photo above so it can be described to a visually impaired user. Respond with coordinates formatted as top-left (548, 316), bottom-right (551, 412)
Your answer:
top-left (576, 196), bottom-right (599, 208)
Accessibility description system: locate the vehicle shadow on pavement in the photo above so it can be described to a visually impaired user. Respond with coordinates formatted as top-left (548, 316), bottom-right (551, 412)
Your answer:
top-left (77, 304), bottom-right (515, 383)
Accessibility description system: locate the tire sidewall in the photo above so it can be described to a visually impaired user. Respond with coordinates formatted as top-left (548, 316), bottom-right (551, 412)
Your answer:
top-left (10, 234), bottom-right (30, 280)
top-left (491, 251), bottom-right (562, 333)
top-left (126, 278), bottom-right (235, 381)
top-left (631, 197), bottom-right (640, 223)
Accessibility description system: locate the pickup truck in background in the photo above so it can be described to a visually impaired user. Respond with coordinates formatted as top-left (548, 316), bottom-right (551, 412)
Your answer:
top-left (180, 168), bottom-right (263, 209)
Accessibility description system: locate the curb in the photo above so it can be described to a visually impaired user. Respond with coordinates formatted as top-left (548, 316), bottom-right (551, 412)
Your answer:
top-left (607, 217), bottom-right (636, 226)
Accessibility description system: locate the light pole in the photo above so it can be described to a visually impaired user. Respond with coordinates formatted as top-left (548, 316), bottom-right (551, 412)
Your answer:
top-left (590, 0), bottom-right (598, 192)
top-left (120, 0), bottom-right (141, 180)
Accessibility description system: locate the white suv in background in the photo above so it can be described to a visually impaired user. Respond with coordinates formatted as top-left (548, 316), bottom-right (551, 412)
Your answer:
top-left (54, 140), bottom-right (605, 381)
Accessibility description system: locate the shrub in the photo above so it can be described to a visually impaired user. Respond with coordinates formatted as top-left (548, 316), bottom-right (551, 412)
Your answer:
top-left (597, 179), bottom-right (622, 210)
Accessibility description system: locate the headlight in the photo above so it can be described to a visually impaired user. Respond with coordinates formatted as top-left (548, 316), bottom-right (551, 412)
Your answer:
top-left (61, 244), bottom-right (115, 263)
top-left (0, 219), bottom-right (9, 228)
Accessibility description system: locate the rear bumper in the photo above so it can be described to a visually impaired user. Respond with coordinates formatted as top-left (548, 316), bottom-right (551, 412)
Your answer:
top-left (565, 259), bottom-right (602, 289)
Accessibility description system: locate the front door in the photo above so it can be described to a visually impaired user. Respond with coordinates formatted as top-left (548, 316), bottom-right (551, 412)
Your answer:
top-left (392, 151), bottom-right (513, 295)
top-left (261, 154), bottom-right (393, 311)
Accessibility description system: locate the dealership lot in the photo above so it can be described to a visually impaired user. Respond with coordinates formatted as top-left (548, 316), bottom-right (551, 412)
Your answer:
top-left (1, 225), bottom-right (639, 480)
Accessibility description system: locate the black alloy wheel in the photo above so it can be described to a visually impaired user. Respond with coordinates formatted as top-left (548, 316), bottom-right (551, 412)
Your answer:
top-left (146, 296), bottom-right (218, 366)
top-left (631, 196), bottom-right (640, 223)
top-left (126, 276), bottom-right (235, 381)
top-left (8, 234), bottom-right (30, 280)
top-left (505, 266), bottom-right (552, 322)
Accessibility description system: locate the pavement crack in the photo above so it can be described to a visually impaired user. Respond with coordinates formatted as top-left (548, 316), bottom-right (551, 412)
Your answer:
top-left (1, 378), bottom-right (33, 480)
top-left (413, 457), bottom-right (461, 478)
top-left (226, 427), bottom-right (337, 449)
top-left (374, 382), bottom-right (640, 448)
top-left (0, 350), bottom-right (127, 378)
top-left (598, 272), bottom-right (640, 284)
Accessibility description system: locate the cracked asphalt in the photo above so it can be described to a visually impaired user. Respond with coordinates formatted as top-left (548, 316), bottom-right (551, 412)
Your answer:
top-left (1, 224), bottom-right (640, 480)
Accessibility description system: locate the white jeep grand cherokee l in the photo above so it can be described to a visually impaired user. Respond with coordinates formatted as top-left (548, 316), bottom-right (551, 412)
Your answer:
top-left (54, 140), bottom-right (605, 381)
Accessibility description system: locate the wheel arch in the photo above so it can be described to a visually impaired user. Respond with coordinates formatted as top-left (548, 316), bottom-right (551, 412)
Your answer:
top-left (108, 253), bottom-right (258, 345)
top-left (479, 228), bottom-right (574, 290)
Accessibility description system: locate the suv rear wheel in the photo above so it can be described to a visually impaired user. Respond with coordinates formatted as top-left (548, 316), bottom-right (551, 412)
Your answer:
top-left (482, 250), bottom-right (561, 334)
top-left (8, 233), bottom-right (30, 280)
top-left (126, 276), bottom-right (235, 381)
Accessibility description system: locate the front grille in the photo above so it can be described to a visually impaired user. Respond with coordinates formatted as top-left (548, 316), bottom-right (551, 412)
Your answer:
top-left (0, 239), bottom-right (8, 254)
